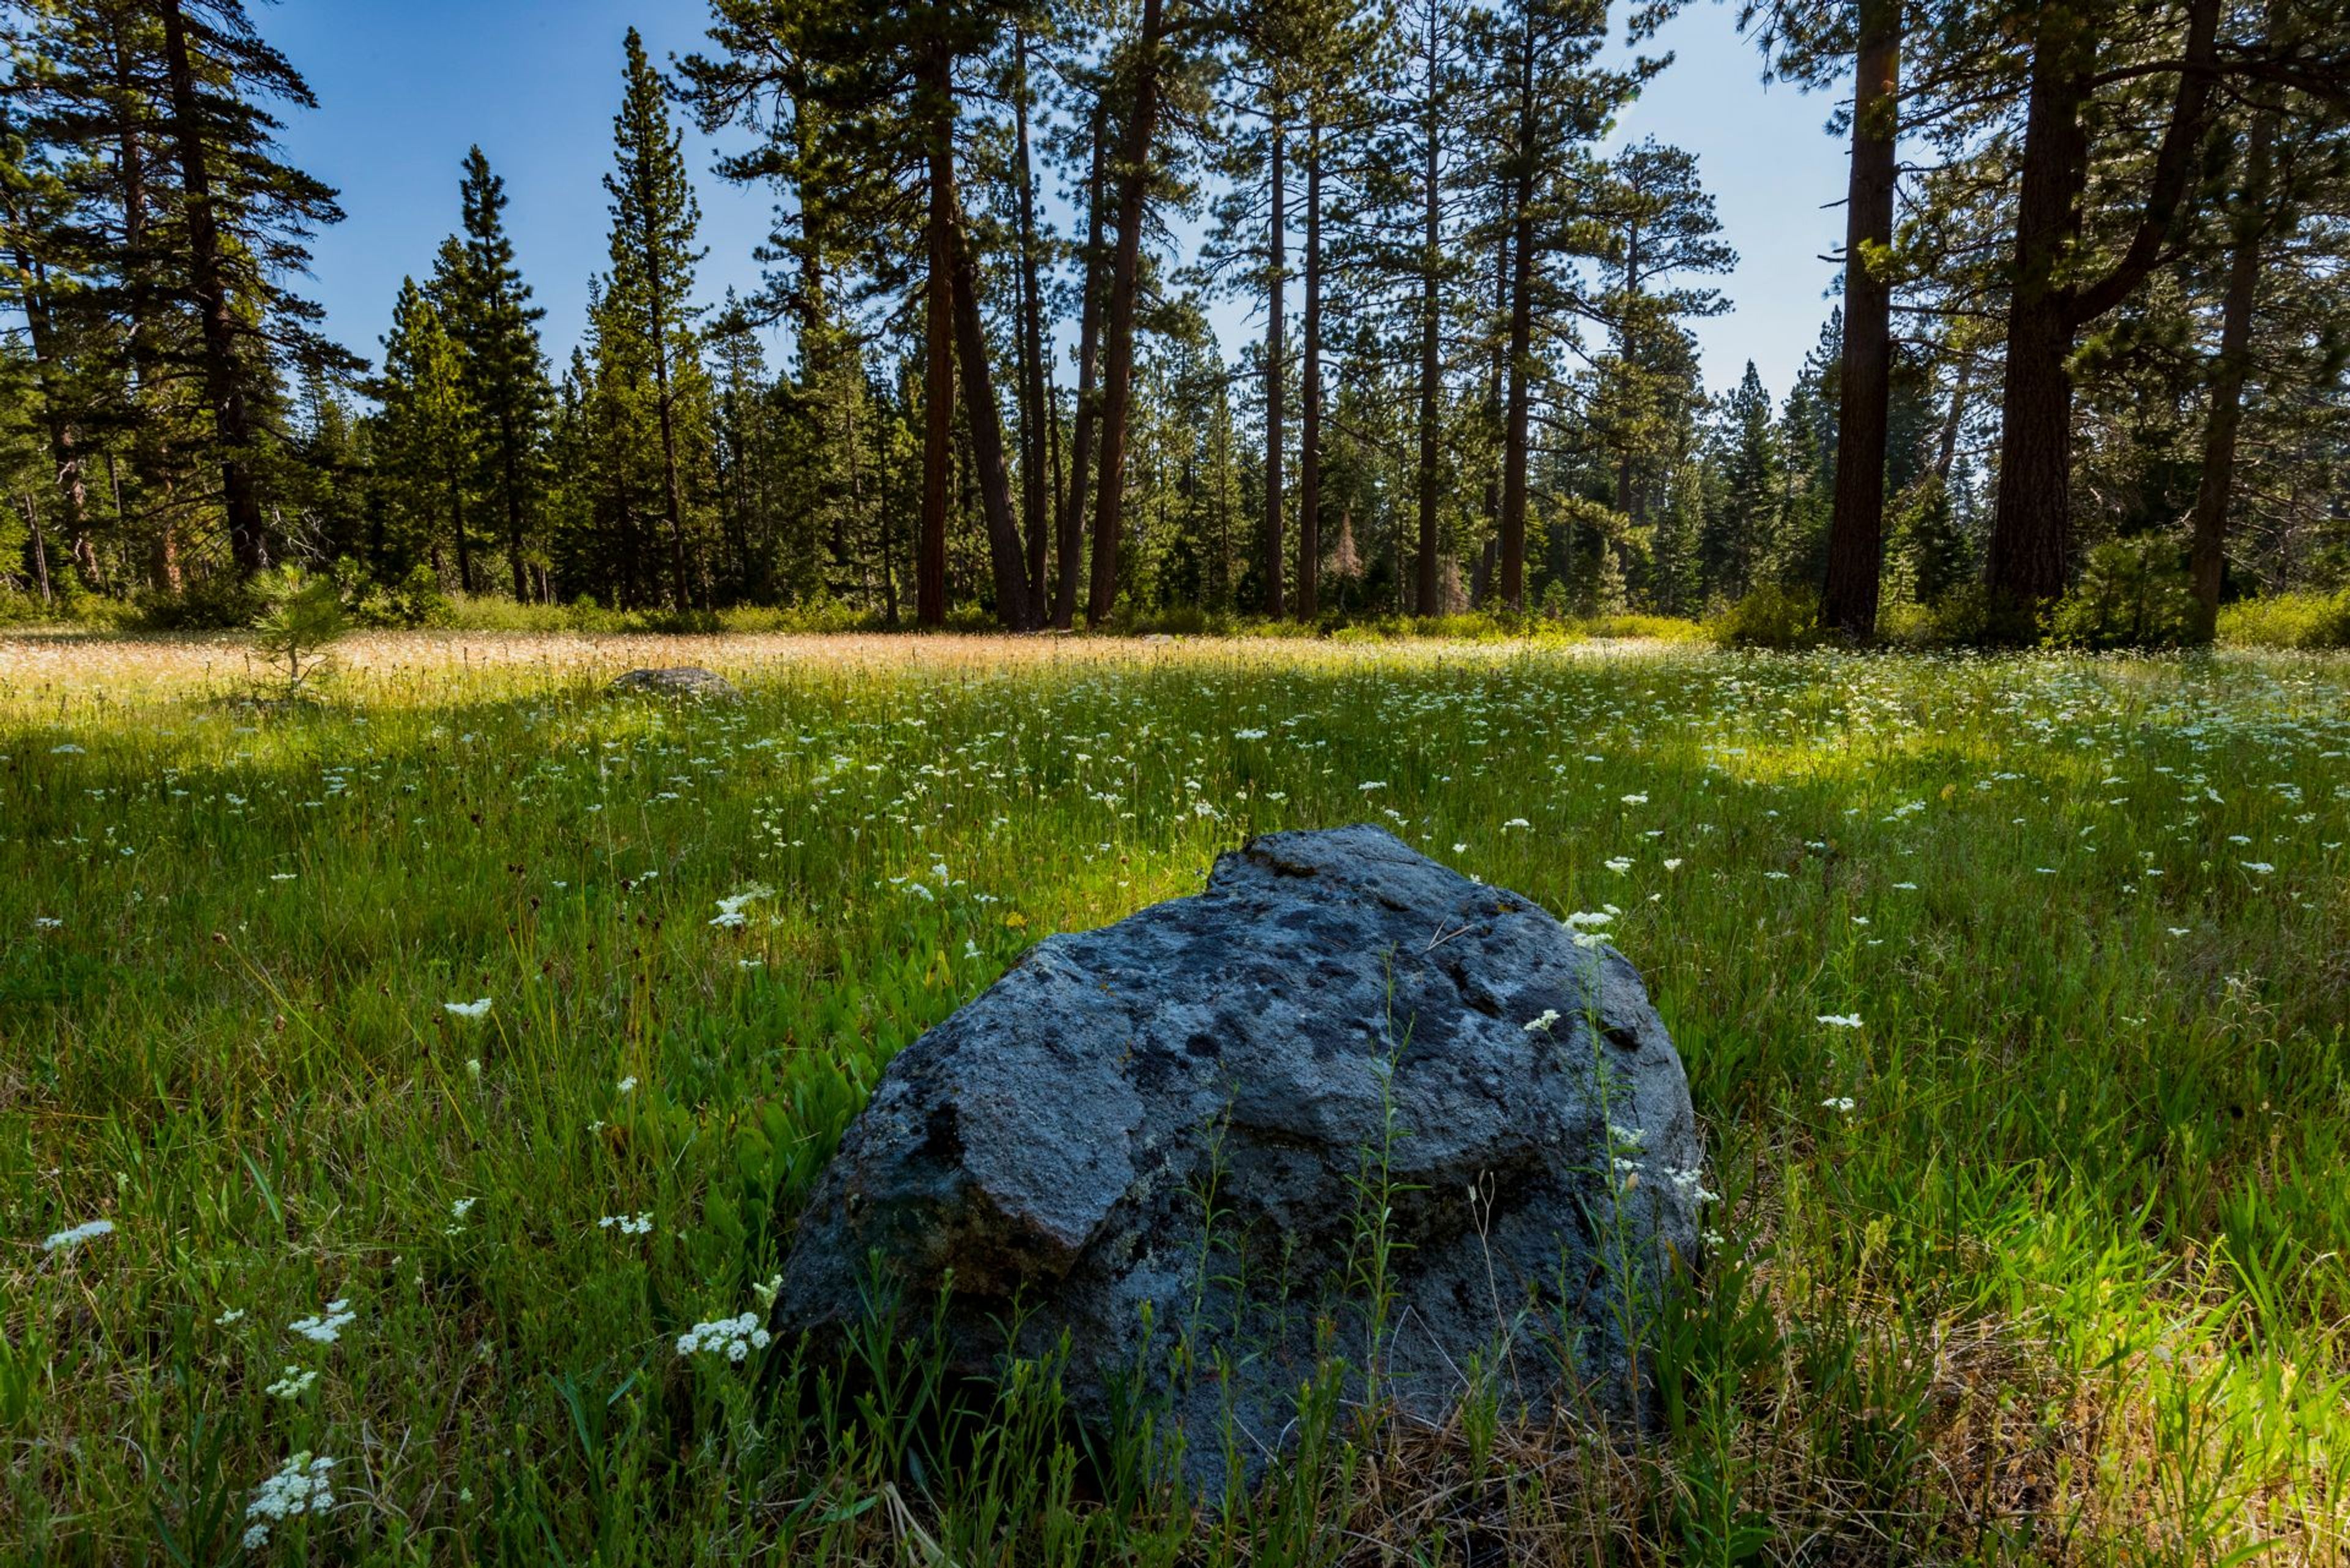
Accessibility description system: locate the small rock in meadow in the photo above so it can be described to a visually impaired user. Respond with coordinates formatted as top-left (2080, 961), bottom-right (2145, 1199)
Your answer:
top-left (605, 666), bottom-right (739, 701)
top-left (774, 824), bottom-right (1704, 1493)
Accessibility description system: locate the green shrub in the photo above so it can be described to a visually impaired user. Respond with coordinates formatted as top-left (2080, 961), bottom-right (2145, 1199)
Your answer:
top-left (1709, 584), bottom-right (1822, 649)
top-left (0, 586), bottom-right (140, 630)
top-left (0, 588), bottom-right (48, 626)
top-left (2047, 539), bottom-right (2198, 650)
top-left (1578, 611), bottom-right (1707, 643)
top-left (2218, 590), bottom-right (2350, 650)
top-left (1879, 584), bottom-right (1993, 649)
top-left (334, 560), bottom-right (449, 629)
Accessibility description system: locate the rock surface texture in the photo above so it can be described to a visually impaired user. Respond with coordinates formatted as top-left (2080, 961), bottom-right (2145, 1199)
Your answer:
top-left (606, 666), bottom-right (739, 700)
top-left (774, 825), bottom-right (1703, 1485)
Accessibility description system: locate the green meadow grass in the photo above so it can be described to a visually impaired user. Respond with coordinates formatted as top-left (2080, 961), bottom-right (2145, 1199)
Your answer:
top-left (6, 632), bottom-right (2348, 1566)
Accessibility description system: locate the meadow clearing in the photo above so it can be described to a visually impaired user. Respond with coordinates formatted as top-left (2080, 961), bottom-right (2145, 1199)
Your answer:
top-left (6, 630), bottom-right (2349, 1566)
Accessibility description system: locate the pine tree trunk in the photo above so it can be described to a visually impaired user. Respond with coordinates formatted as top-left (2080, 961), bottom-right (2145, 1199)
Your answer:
top-left (1415, 7), bottom-right (1442, 619)
top-left (108, 21), bottom-right (177, 593)
top-left (1499, 199), bottom-right (1534, 612)
top-left (1822, 0), bottom-right (1900, 638)
top-left (159, 0), bottom-right (269, 576)
top-left (1264, 118), bottom-right (1287, 619)
top-left (1988, 0), bottom-right (2219, 616)
top-left (1052, 100), bottom-right (1109, 630)
top-left (1986, 16), bottom-right (2088, 612)
top-left (1479, 237), bottom-right (1504, 607)
top-left (1086, 0), bottom-right (1166, 627)
top-left (1298, 125), bottom-right (1323, 622)
top-left (1012, 30), bottom-right (1051, 609)
top-left (919, 72), bottom-right (955, 629)
top-left (2189, 107), bottom-right (2275, 641)
top-left (947, 179), bottom-right (1039, 630)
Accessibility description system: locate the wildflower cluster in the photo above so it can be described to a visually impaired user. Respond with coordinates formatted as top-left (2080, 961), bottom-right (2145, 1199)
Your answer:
top-left (676, 1312), bottom-right (773, 1363)
top-left (243, 1452), bottom-right (335, 1548)
top-left (289, 1299), bottom-right (357, 1345)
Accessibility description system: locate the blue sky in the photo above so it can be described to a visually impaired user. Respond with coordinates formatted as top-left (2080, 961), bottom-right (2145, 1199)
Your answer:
top-left (267, 0), bottom-right (1849, 404)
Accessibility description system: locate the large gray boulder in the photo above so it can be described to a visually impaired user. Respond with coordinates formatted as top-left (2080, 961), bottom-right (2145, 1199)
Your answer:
top-left (773, 826), bottom-right (1703, 1487)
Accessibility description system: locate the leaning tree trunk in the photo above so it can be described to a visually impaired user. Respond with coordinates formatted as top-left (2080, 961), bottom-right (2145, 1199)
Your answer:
top-left (2188, 107), bottom-right (2275, 641)
top-left (1085, 0), bottom-right (1165, 627)
top-left (947, 181), bottom-right (1039, 630)
top-left (1822, 0), bottom-right (1901, 638)
top-left (160, 0), bottom-right (268, 576)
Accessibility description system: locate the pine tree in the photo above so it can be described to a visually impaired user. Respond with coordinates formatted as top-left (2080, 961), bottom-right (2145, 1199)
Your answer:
top-left (1588, 139), bottom-right (1731, 532)
top-left (1775, 312), bottom-right (1840, 587)
top-left (442, 146), bottom-right (552, 603)
top-left (1464, 0), bottom-right (1647, 609)
top-left (604, 28), bottom-right (707, 610)
top-left (1710, 360), bottom-right (1780, 599)
top-left (375, 276), bottom-right (473, 588)
top-left (152, 0), bottom-right (352, 577)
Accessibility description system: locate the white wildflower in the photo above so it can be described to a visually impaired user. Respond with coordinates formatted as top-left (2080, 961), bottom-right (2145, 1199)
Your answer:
top-left (243, 1452), bottom-right (335, 1547)
top-left (264, 1366), bottom-right (319, 1399)
top-left (288, 1299), bottom-right (356, 1345)
top-left (710, 884), bottom-right (774, 928)
top-left (676, 1312), bottom-right (773, 1362)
